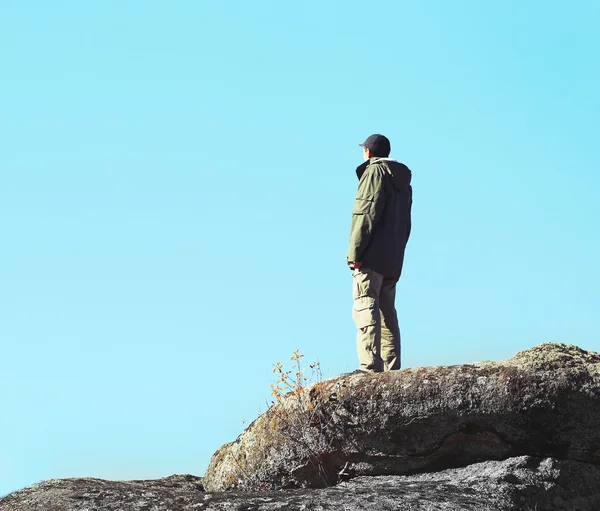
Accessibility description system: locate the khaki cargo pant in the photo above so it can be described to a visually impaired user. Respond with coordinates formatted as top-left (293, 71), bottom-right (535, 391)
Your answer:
top-left (352, 267), bottom-right (401, 372)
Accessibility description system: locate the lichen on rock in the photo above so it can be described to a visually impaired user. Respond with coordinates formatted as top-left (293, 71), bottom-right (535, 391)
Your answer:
top-left (504, 342), bottom-right (600, 371)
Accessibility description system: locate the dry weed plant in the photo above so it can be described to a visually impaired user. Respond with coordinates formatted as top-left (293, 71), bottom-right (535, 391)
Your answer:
top-left (225, 350), bottom-right (350, 489)
top-left (268, 350), bottom-right (349, 486)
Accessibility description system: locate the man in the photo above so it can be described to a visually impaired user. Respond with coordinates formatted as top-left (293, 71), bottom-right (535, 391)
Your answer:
top-left (347, 134), bottom-right (413, 372)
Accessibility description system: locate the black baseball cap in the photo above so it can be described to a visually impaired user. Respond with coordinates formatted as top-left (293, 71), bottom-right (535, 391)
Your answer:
top-left (359, 134), bottom-right (391, 157)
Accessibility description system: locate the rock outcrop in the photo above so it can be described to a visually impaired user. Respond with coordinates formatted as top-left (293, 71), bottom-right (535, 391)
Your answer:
top-left (202, 343), bottom-right (600, 491)
top-left (3, 457), bottom-right (600, 510)
top-left (3, 342), bottom-right (600, 511)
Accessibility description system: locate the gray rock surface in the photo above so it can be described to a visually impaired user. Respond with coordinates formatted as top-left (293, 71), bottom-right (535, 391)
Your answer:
top-left (3, 457), bottom-right (600, 510)
top-left (203, 343), bottom-right (600, 491)
top-left (4, 343), bottom-right (600, 510)
top-left (0, 474), bottom-right (205, 511)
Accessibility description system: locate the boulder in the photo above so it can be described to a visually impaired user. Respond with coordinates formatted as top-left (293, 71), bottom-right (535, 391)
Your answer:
top-left (202, 343), bottom-right (600, 491)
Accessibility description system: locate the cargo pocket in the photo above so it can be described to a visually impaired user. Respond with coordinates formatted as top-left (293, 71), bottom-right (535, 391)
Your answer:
top-left (352, 196), bottom-right (374, 215)
top-left (352, 268), bottom-right (372, 300)
top-left (352, 296), bottom-right (377, 329)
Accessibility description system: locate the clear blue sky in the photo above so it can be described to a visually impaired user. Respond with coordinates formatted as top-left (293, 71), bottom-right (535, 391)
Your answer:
top-left (2, 0), bottom-right (599, 498)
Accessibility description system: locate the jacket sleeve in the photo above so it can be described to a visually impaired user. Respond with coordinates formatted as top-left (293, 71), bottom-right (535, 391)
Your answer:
top-left (406, 192), bottom-right (413, 242)
top-left (347, 166), bottom-right (387, 263)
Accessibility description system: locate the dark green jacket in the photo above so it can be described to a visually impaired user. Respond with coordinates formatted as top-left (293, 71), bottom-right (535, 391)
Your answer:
top-left (347, 158), bottom-right (413, 279)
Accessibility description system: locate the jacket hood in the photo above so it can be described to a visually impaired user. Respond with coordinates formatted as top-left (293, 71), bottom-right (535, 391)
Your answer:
top-left (356, 158), bottom-right (412, 191)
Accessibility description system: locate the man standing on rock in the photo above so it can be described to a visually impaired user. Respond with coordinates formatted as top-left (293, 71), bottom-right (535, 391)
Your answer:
top-left (347, 134), bottom-right (413, 372)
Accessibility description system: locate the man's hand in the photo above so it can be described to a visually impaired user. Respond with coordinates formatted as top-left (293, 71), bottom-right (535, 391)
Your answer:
top-left (348, 261), bottom-right (363, 270)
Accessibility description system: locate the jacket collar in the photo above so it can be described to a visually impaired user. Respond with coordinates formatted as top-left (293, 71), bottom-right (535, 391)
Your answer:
top-left (355, 157), bottom-right (398, 179)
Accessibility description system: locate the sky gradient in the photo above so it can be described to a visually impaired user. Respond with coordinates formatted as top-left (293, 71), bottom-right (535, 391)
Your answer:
top-left (2, 0), bottom-right (599, 498)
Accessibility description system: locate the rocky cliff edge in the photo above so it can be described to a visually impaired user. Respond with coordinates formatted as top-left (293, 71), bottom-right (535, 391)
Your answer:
top-left (3, 342), bottom-right (600, 511)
